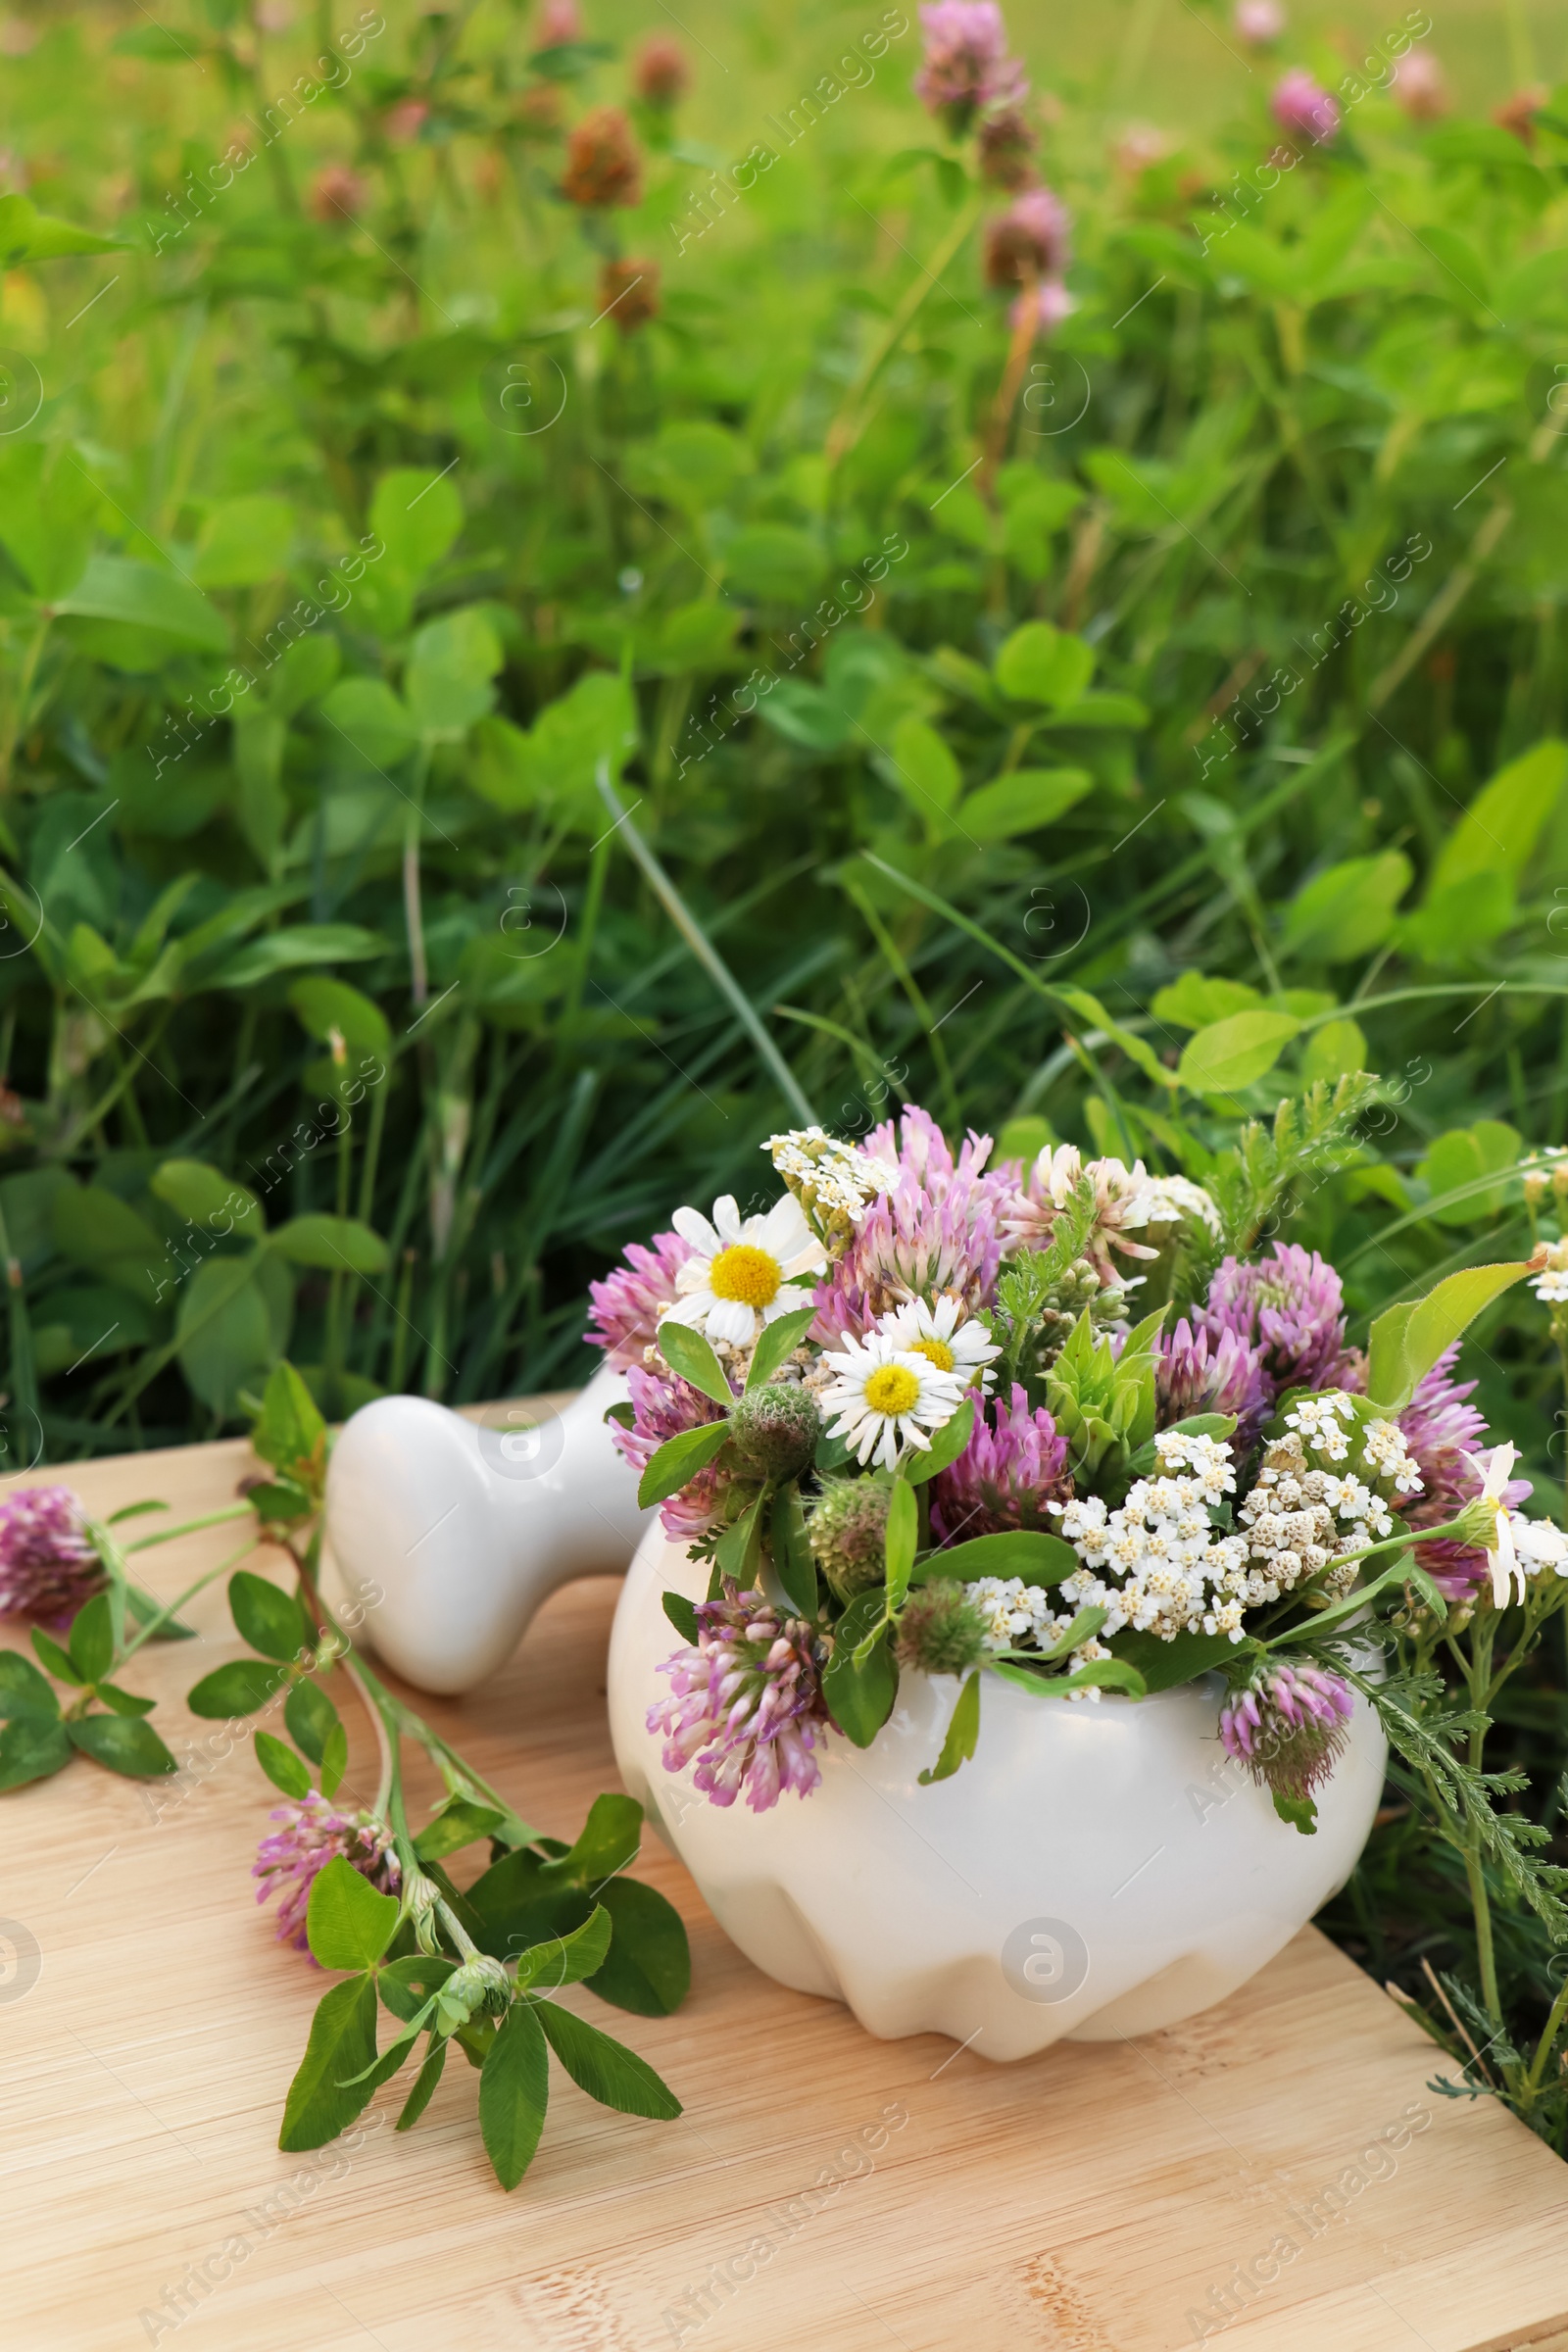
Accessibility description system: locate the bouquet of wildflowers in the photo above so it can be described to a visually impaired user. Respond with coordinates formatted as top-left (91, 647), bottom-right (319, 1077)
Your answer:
top-left (590, 1095), bottom-right (1568, 1844)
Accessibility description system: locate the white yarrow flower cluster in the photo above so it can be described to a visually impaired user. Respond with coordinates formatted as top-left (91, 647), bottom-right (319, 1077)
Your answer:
top-left (960, 1576), bottom-right (1115, 1700)
top-left (1051, 1430), bottom-right (1250, 1644)
top-left (1132, 1173), bottom-right (1222, 1236)
top-left (1532, 1238), bottom-right (1568, 1306)
top-left (763, 1127), bottom-right (897, 1224)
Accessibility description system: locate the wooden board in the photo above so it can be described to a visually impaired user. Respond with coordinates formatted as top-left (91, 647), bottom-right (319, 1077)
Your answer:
top-left (5, 1428), bottom-right (1568, 2352)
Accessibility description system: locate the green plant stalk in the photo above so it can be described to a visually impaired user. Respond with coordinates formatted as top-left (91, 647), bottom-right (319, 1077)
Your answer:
top-left (825, 190), bottom-right (983, 469)
top-left (117, 1536), bottom-right (260, 1664)
top-left (595, 766), bottom-right (817, 1125)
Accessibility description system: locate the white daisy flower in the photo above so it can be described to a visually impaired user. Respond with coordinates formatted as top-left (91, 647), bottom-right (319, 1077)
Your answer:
top-left (1131, 1173), bottom-right (1222, 1236)
top-left (662, 1193), bottom-right (826, 1348)
top-left (876, 1295), bottom-right (1000, 1395)
top-left (818, 1331), bottom-right (964, 1470)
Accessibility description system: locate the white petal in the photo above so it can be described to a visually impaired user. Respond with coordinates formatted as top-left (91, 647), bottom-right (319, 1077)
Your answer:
top-left (711, 1196), bottom-right (744, 1244)
top-left (662, 1292), bottom-right (712, 1329)
top-left (708, 1297), bottom-right (756, 1347)
top-left (671, 1205), bottom-right (719, 1255)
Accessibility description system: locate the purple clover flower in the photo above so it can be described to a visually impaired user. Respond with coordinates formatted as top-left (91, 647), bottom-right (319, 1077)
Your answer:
top-left (1219, 1660), bottom-right (1353, 1799)
top-left (253, 1793), bottom-right (401, 1952)
top-left (931, 1382), bottom-right (1070, 1542)
top-left (0, 1486), bottom-right (103, 1621)
top-left (649, 1583), bottom-right (828, 1811)
top-left (1155, 1318), bottom-right (1271, 1449)
top-left (814, 1107), bottom-right (1013, 1346)
top-left (1271, 69), bottom-right (1340, 143)
top-left (914, 1), bottom-right (1027, 129)
top-left (1203, 1243), bottom-right (1352, 1397)
top-left (612, 1363), bottom-right (733, 1542)
top-left (586, 1228), bottom-right (692, 1369)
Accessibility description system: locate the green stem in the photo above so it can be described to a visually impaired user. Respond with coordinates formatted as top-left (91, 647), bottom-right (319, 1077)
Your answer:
top-left (117, 1537), bottom-right (259, 1663)
top-left (825, 191), bottom-right (983, 469)
top-left (122, 1500), bottom-right (255, 1552)
top-left (594, 765), bottom-right (817, 1124)
top-left (1525, 1976), bottom-right (1568, 2097)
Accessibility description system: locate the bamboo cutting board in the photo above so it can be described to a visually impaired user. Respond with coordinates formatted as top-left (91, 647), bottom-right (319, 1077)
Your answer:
top-left (5, 1426), bottom-right (1568, 2352)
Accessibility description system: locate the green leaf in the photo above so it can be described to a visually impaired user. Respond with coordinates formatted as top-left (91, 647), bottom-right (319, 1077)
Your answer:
top-left (478, 2000), bottom-right (551, 2190)
top-left (415, 1798), bottom-right (508, 1863)
top-left (31, 1628), bottom-right (84, 1687)
top-left (883, 1478), bottom-right (918, 1607)
top-left (712, 1491), bottom-right (766, 1585)
top-left (68, 1592), bottom-right (114, 1685)
top-left (989, 1656), bottom-right (1147, 1698)
top-left (1366, 1259), bottom-right (1539, 1410)
top-left (229, 1568), bottom-right (312, 1664)
top-left (959, 768), bottom-right (1093, 843)
top-left (1178, 1010), bottom-right (1301, 1095)
top-left (770, 1482), bottom-right (816, 1619)
top-left (994, 620), bottom-right (1095, 710)
top-left (0, 192), bottom-right (124, 266)
top-left (918, 1669), bottom-right (981, 1786)
top-left (175, 1256), bottom-right (283, 1421)
top-left (54, 554), bottom-right (227, 652)
top-left (396, 2036), bottom-right (448, 2132)
top-left (465, 1846), bottom-right (586, 1962)
top-left (96, 1682), bottom-right (158, 1716)
top-left (653, 1319), bottom-right (734, 1407)
top-left (662, 1590), bottom-right (700, 1643)
top-left (585, 1879), bottom-right (691, 2017)
top-left (636, 1417), bottom-right (728, 1508)
top-left (287, 977), bottom-right (392, 1059)
top-left (0, 1650), bottom-right (62, 1721)
top-left (921, 1524), bottom-right (1081, 1580)
top-left (1431, 739), bottom-right (1567, 895)
top-left (255, 1729), bottom-right (313, 1798)
top-left (1273, 1789), bottom-right (1319, 1835)
top-left (540, 1792), bottom-right (643, 1888)
top-left (515, 1904), bottom-right (614, 1993)
top-left (122, 1586), bottom-right (196, 1642)
top-left (186, 1657), bottom-right (291, 1717)
top-left (0, 1716), bottom-right (73, 1790)
top-left (1284, 853), bottom-right (1411, 962)
top-left (150, 1158), bottom-right (264, 1240)
top-left (253, 1360), bottom-right (328, 1484)
top-left (532, 1999), bottom-right (681, 2120)
top-left (279, 1974), bottom-right (380, 2151)
top-left (903, 1396), bottom-right (975, 1487)
top-left (1109, 1627), bottom-right (1237, 1692)
top-left (66, 1714), bottom-right (177, 1777)
top-left (1414, 1123), bottom-right (1522, 1229)
top-left (746, 1305), bottom-right (818, 1391)
top-left (370, 466), bottom-right (465, 584)
top-left (284, 1678), bottom-right (340, 1765)
top-left (207, 925), bottom-right (384, 991)
top-left (270, 1215), bottom-right (389, 1275)
top-left (887, 715), bottom-right (963, 833)
top-left (306, 1856), bottom-right (400, 1972)
top-left (822, 1591), bottom-right (897, 1747)
top-left (192, 493), bottom-right (295, 589)
top-left (405, 608), bottom-right (504, 740)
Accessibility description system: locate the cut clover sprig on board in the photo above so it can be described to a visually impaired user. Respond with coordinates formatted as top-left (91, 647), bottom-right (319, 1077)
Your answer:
top-left (0, 1361), bottom-right (689, 2187)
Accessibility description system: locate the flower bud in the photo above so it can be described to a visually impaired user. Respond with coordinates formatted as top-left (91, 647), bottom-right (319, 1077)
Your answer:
top-left (895, 1581), bottom-right (989, 1677)
top-left (808, 1476), bottom-right (891, 1599)
top-left (728, 1382), bottom-right (823, 1481)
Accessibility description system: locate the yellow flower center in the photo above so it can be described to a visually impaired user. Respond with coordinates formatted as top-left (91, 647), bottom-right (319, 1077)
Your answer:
top-left (708, 1243), bottom-right (782, 1308)
top-left (908, 1337), bottom-right (956, 1374)
top-left (864, 1364), bottom-right (922, 1417)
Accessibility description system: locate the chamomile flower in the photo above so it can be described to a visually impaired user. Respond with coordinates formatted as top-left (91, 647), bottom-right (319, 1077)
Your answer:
top-left (662, 1194), bottom-right (826, 1348)
top-left (1532, 1239), bottom-right (1568, 1306)
top-left (876, 1295), bottom-right (1000, 1395)
top-left (819, 1332), bottom-right (964, 1470)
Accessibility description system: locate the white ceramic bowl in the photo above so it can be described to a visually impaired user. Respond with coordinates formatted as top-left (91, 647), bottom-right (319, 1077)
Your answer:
top-left (609, 1526), bottom-right (1387, 2061)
